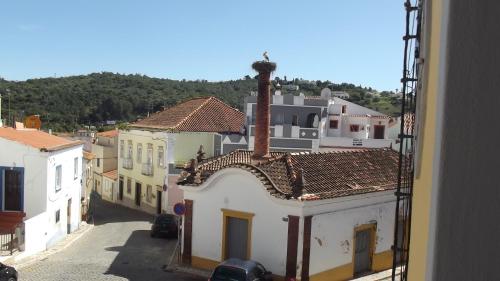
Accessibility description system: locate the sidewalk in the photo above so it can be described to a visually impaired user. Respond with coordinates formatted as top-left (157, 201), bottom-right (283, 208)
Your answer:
top-left (1, 222), bottom-right (93, 270)
top-left (164, 242), bottom-right (212, 279)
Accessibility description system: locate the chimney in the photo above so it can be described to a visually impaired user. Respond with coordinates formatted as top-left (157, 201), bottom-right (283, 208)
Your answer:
top-left (251, 60), bottom-right (276, 160)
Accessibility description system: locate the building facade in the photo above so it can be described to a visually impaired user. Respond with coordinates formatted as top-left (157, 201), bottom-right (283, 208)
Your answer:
top-left (244, 88), bottom-right (395, 153)
top-left (117, 97), bottom-right (246, 215)
top-left (0, 127), bottom-right (83, 257)
top-left (91, 130), bottom-right (118, 198)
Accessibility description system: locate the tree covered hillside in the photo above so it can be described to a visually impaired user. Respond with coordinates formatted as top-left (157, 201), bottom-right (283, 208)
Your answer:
top-left (0, 72), bottom-right (401, 132)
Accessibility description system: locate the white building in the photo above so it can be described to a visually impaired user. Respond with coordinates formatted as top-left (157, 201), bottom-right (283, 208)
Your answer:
top-left (0, 127), bottom-right (83, 257)
top-left (178, 148), bottom-right (400, 281)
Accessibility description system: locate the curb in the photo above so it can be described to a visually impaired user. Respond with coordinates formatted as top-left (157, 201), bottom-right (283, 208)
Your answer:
top-left (10, 223), bottom-right (94, 270)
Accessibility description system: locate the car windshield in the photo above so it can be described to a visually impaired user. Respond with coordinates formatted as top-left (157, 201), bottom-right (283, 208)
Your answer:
top-left (212, 266), bottom-right (246, 281)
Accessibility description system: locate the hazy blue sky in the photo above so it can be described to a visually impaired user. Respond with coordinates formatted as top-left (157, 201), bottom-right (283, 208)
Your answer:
top-left (0, 1), bottom-right (404, 91)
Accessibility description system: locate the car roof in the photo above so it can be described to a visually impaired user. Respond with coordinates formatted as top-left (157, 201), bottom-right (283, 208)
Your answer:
top-left (219, 258), bottom-right (259, 272)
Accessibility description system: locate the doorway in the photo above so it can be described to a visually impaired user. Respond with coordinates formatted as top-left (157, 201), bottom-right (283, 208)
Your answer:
top-left (118, 177), bottom-right (124, 200)
top-left (135, 182), bottom-right (142, 206)
top-left (67, 198), bottom-right (72, 234)
top-left (4, 169), bottom-right (22, 211)
top-left (225, 217), bottom-right (249, 260)
top-left (353, 224), bottom-right (375, 277)
top-left (374, 125), bottom-right (385, 139)
top-left (156, 190), bottom-right (162, 214)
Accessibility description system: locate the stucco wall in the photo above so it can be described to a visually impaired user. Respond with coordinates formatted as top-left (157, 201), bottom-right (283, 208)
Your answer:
top-left (308, 199), bottom-right (396, 276)
top-left (183, 169), bottom-right (301, 276)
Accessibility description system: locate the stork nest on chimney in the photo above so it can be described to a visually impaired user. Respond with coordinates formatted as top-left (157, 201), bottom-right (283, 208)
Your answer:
top-left (252, 61), bottom-right (277, 73)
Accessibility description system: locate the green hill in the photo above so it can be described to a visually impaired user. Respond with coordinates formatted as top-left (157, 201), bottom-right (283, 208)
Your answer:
top-left (0, 72), bottom-right (401, 132)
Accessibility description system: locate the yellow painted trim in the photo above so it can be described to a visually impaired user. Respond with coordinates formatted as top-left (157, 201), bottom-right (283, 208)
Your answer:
top-left (221, 208), bottom-right (254, 261)
top-left (191, 256), bottom-right (219, 271)
top-left (372, 250), bottom-right (394, 272)
top-left (352, 223), bottom-right (377, 277)
top-left (408, 0), bottom-right (444, 280)
top-left (310, 263), bottom-right (353, 281)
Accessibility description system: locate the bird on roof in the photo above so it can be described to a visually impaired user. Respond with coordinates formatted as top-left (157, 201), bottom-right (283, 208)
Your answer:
top-left (263, 51), bottom-right (269, 62)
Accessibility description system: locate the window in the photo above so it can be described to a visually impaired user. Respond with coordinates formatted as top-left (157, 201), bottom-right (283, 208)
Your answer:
top-left (292, 115), bottom-right (299, 126)
top-left (55, 165), bottom-right (62, 192)
top-left (55, 209), bottom-right (60, 223)
top-left (96, 158), bottom-right (100, 167)
top-left (274, 112), bottom-right (284, 125)
top-left (147, 144), bottom-right (153, 165)
top-left (137, 143), bottom-right (143, 163)
top-left (330, 120), bottom-right (339, 129)
top-left (74, 157), bottom-right (79, 179)
top-left (158, 146), bottom-right (164, 167)
top-left (127, 178), bottom-right (132, 194)
top-left (350, 124), bottom-right (360, 132)
top-left (341, 105), bottom-right (347, 114)
top-left (119, 140), bottom-right (124, 158)
top-left (127, 140), bottom-right (133, 159)
top-left (146, 185), bottom-right (152, 203)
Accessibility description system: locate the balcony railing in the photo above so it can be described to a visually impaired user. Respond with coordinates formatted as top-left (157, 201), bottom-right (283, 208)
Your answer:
top-left (122, 158), bottom-right (133, 169)
top-left (141, 163), bottom-right (154, 176)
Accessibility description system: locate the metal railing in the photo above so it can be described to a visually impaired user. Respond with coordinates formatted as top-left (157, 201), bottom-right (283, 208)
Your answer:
top-left (141, 163), bottom-right (154, 176)
top-left (122, 157), bottom-right (133, 169)
top-left (0, 228), bottom-right (19, 256)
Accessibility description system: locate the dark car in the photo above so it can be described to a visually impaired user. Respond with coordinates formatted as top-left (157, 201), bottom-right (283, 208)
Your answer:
top-left (0, 263), bottom-right (17, 281)
top-left (150, 214), bottom-right (178, 238)
top-left (209, 258), bottom-right (273, 281)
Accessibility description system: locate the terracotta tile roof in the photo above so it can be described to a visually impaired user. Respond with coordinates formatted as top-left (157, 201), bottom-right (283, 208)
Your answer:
top-left (97, 129), bottom-right (118, 138)
top-left (130, 97), bottom-right (245, 133)
top-left (102, 169), bottom-right (118, 180)
top-left (180, 148), bottom-right (400, 201)
top-left (83, 151), bottom-right (96, 160)
top-left (0, 127), bottom-right (82, 152)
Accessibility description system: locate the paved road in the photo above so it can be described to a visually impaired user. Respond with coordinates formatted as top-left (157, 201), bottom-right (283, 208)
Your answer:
top-left (18, 200), bottom-right (205, 281)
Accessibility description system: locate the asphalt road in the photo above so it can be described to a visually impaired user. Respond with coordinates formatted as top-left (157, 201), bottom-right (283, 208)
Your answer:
top-left (18, 199), bottom-right (205, 281)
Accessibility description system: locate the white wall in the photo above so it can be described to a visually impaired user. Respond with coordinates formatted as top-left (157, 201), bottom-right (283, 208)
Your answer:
top-left (183, 168), bottom-right (301, 276)
top-left (0, 139), bottom-right (82, 254)
top-left (307, 197), bottom-right (396, 276)
top-left (45, 146), bottom-right (83, 247)
top-left (319, 137), bottom-right (393, 149)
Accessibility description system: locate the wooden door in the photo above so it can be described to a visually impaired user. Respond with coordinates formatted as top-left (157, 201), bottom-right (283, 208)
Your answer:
top-left (135, 183), bottom-right (141, 206)
top-left (354, 227), bottom-right (374, 276)
top-left (374, 125), bottom-right (385, 139)
top-left (67, 198), bottom-right (72, 234)
top-left (225, 217), bottom-right (248, 260)
top-left (4, 170), bottom-right (22, 211)
top-left (156, 191), bottom-right (162, 214)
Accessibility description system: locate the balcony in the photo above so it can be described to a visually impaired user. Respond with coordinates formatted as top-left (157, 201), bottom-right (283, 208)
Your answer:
top-left (122, 158), bottom-right (133, 169)
top-left (141, 163), bottom-right (154, 176)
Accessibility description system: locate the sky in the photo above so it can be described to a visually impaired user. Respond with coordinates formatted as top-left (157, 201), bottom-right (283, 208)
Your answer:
top-left (0, 0), bottom-right (405, 91)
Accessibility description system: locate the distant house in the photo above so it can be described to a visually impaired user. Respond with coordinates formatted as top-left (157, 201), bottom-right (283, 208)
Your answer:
top-left (178, 148), bottom-right (400, 281)
top-left (0, 127), bottom-right (83, 257)
top-left (244, 89), bottom-right (395, 152)
top-left (91, 129), bottom-right (119, 202)
top-left (118, 97), bottom-right (246, 215)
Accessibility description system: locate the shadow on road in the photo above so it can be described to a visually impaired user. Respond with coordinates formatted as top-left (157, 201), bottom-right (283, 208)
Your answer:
top-left (92, 198), bottom-right (156, 226)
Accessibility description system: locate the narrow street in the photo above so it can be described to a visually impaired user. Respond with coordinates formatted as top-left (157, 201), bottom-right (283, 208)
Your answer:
top-left (18, 200), bottom-right (205, 281)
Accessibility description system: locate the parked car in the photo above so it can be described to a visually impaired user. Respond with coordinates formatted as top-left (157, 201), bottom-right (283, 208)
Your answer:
top-left (150, 214), bottom-right (178, 238)
top-left (209, 258), bottom-right (273, 281)
top-left (0, 263), bottom-right (17, 281)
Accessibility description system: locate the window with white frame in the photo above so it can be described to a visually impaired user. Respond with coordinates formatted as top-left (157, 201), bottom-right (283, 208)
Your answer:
top-left (120, 140), bottom-right (124, 158)
top-left (55, 209), bottom-right (60, 223)
top-left (74, 157), bottom-right (79, 179)
top-left (147, 144), bottom-right (153, 165)
top-left (137, 143), bottom-right (143, 163)
top-left (55, 165), bottom-right (62, 192)
top-left (158, 146), bottom-right (164, 167)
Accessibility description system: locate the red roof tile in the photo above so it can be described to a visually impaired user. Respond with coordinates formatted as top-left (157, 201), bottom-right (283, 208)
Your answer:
top-left (130, 97), bottom-right (245, 133)
top-left (179, 148), bottom-right (400, 201)
top-left (97, 129), bottom-right (119, 138)
top-left (0, 127), bottom-right (82, 152)
top-left (102, 169), bottom-right (118, 180)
